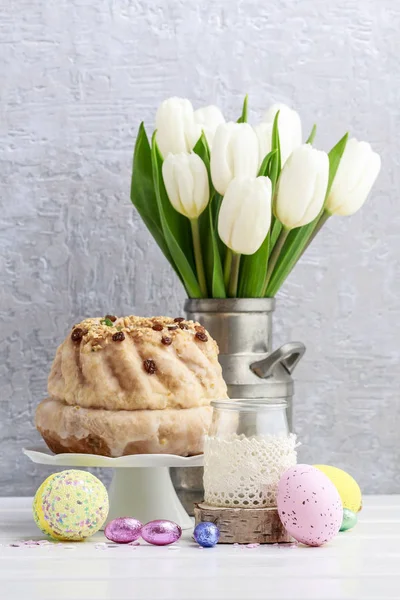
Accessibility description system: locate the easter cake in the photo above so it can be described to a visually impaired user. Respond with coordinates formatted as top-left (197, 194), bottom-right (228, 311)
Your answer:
top-left (35, 315), bottom-right (227, 457)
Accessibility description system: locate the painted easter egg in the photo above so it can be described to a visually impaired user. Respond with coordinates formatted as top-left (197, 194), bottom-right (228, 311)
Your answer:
top-left (314, 465), bottom-right (362, 512)
top-left (141, 520), bottom-right (182, 546)
top-left (104, 517), bottom-right (143, 543)
top-left (340, 508), bottom-right (358, 532)
top-left (33, 470), bottom-right (109, 541)
top-left (277, 464), bottom-right (342, 547)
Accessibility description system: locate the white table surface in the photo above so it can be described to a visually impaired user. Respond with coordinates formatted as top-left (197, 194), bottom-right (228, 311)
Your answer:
top-left (0, 496), bottom-right (399, 600)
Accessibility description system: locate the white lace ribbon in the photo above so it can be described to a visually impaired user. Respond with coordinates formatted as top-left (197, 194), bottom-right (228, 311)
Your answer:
top-left (203, 433), bottom-right (298, 508)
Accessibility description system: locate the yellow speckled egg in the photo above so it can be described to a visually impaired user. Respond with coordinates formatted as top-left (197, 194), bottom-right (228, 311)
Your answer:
top-left (33, 470), bottom-right (109, 541)
top-left (314, 465), bottom-right (362, 513)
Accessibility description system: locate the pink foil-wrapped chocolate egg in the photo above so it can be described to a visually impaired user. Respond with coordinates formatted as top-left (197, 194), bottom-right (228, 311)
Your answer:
top-left (277, 464), bottom-right (342, 547)
top-left (141, 520), bottom-right (182, 546)
top-left (104, 517), bottom-right (142, 544)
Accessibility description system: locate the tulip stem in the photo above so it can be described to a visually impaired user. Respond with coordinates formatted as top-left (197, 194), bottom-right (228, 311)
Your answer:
top-left (269, 211), bottom-right (331, 295)
top-left (224, 248), bottom-right (233, 290)
top-left (228, 253), bottom-right (241, 297)
top-left (302, 210), bottom-right (330, 254)
top-left (261, 228), bottom-right (289, 296)
top-left (190, 218), bottom-right (208, 298)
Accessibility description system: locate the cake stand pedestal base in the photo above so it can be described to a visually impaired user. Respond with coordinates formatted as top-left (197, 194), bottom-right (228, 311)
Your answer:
top-left (194, 502), bottom-right (293, 544)
top-left (107, 467), bottom-right (193, 529)
top-left (23, 447), bottom-right (202, 530)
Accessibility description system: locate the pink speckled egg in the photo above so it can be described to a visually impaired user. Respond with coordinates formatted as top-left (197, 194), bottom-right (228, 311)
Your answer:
top-left (141, 520), bottom-right (182, 546)
top-left (277, 464), bottom-right (342, 547)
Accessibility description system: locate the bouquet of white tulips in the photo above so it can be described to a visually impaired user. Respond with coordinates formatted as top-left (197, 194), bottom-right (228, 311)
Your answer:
top-left (130, 96), bottom-right (381, 298)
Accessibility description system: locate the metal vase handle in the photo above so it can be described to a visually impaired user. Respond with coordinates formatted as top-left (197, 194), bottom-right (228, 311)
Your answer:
top-left (250, 342), bottom-right (306, 379)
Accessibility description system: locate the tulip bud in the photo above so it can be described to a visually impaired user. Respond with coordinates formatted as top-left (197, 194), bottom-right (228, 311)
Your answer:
top-left (325, 138), bottom-right (381, 216)
top-left (262, 103), bottom-right (302, 165)
top-left (194, 105), bottom-right (225, 148)
top-left (254, 122), bottom-right (273, 168)
top-left (210, 123), bottom-right (259, 195)
top-left (156, 97), bottom-right (200, 157)
top-left (162, 152), bottom-right (209, 220)
top-left (275, 144), bottom-right (329, 229)
top-left (218, 176), bottom-right (272, 255)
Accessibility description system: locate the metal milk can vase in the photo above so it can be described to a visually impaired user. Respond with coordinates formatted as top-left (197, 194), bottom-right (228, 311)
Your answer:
top-left (170, 298), bottom-right (306, 513)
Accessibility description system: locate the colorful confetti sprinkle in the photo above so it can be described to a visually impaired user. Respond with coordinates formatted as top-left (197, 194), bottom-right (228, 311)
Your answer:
top-left (33, 470), bottom-right (108, 541)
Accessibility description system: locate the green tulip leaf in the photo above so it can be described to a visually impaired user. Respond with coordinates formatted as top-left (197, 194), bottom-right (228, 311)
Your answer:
top-left (237, 94), bottom-right (249, 123)
top-left (258, 149), bottom-right (277, 177)
top-left (269, 111), bottom-right (282, 188)
top-left (238, 234), bottom-right (270, 298)
top-left (193, 133), bottom-right (226, 297)
top-left (151, 132), bottom-right (203, 298)
top-left (326, 132), bottom-right (349, 198)
top-left (130, 123), bottom-right (179, 275)
top-left (306, 124), bottom-right (317, 145)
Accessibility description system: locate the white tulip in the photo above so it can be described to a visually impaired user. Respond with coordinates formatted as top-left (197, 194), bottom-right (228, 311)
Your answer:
top-left (218, 177), bottom-right (272, 255)
top-left (194, 105), bottom-right (225, 148)
top-left (325, 138), bottom-right (381, 216)
top-left (275, 144), bottom-right (329, 229)
top-left (254, 122), bottom-right (273, 168)
top-left (210, 123), bottom-right (259, 195)
top-left (162, 152), bottom-right (209, 219)
top-left (262, 103), bottom-right (302, 165)
top-left (156, 97), bottom-right (200, 156)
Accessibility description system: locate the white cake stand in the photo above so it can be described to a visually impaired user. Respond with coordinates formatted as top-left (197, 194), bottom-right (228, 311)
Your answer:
top-left (23, 447), bottom-right (203, 530)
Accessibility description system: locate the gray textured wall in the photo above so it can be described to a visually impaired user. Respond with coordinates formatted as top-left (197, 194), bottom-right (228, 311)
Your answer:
top-left (1, 0), bottom-right (399, 495)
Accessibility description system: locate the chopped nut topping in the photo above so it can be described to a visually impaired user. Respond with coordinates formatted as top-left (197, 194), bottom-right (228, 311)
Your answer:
top-left (67, 317), bottom-right (210, 353)
top-left (161, 336), bottom-right (172, 346)
top-left (143, 359), bottom-right (157, 374)
top-left (195, 331), bottom-right (208, 342)
top-left (112, 331), bottom-right (125, 342)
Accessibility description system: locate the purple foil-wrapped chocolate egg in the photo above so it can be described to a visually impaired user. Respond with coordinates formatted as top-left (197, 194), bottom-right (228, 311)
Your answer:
top-left (141, 520), bottom-right (182, 546)
top-left (104, 517), bottom-right (143, 544)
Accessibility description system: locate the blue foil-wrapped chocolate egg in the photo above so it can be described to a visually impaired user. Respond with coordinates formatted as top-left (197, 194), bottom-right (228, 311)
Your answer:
top-left (194, 522), bottom-right (220, 547)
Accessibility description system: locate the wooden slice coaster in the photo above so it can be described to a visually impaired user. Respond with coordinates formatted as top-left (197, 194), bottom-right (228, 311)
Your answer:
top-left (194, 502), bottom-right (293, 544)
